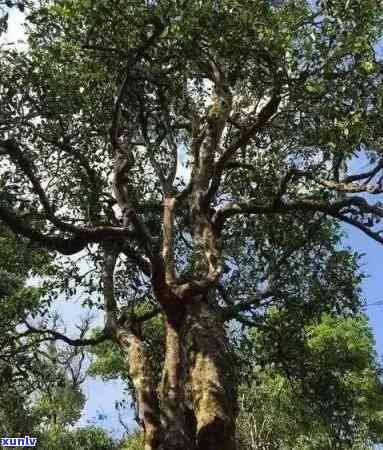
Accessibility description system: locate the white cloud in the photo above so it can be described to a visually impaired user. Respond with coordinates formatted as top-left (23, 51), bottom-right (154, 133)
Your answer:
top-left (0, 8), bottom-right (27, 49)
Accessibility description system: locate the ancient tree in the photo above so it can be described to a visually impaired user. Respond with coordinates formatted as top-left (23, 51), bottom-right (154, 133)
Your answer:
top-left (1, 1), bottom-right (383, 448)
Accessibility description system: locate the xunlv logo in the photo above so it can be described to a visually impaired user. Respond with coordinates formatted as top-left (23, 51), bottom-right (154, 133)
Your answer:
top-left (0, 437), bottom-right (37, 447)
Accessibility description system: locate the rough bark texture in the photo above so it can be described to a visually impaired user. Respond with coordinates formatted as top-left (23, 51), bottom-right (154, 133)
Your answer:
top-left (102, 244), bottom-right (162, 449)
top-left (160, 312), bottom-right (194, 450)
top-left (189, 297), bottom-right (237, 450)
top-left (153, 275), bottom-right (195, 450)
top-left (116, 325), bottom-right (162, 450)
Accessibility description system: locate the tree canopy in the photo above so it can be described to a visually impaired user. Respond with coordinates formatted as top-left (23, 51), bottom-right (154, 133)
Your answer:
top-left (1, 1), bottom-right (383, 449)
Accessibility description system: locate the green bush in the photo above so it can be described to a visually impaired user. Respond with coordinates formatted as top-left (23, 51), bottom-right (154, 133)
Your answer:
top-left (120, 433), bottom-right (144, 450)
top-left (37, 426), bottom-right (118, 450)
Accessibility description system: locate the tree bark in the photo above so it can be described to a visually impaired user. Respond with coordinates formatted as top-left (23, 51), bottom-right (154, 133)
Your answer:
top-left (115, 324), bottom-right (162, 450)
top-left (189, 296), bottom-right (237, 450)
top-left (160, 304), bottom-right (195, 450)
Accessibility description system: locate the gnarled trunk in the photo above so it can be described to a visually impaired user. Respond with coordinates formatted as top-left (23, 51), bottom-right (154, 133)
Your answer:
top-left (189, 296), bottom-right (237, 450)
top-left (114, 294), bottom-right (237, 450)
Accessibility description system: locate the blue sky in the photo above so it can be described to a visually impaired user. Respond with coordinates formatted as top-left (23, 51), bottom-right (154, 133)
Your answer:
top-left (345, 228), bottom-right (383, 450)
top-left (345, 227), bottom-right (383, 359)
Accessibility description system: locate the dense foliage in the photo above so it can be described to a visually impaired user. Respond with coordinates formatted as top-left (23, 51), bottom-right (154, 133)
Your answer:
top-left (237, 313), bottom-right (383, 449)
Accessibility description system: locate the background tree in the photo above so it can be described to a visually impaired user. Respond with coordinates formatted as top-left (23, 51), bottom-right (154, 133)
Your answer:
top-left (1, 1), bottom-right (383, 449)
top-left (236, 313), bottom-right (383, 449)
top-left (0, 221), bottom-right (52, 435)
top-left (0, 224), bottom-right (117, 447)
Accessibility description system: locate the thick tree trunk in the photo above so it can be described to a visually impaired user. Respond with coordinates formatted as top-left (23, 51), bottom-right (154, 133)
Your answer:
top-left (115, 325), bottom-right (162, 450)
top-left (160, 305), bottom-right (195, 450)
top-left (189, 297), bottom-right (237, 450)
